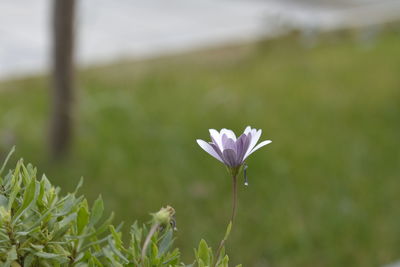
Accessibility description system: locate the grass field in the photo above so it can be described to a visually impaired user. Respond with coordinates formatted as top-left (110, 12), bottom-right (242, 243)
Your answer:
top-left (1, 30), bottom-right (400, 266)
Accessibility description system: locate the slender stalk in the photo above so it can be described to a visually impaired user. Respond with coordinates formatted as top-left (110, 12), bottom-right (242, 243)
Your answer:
top-left (230, 174), bottom-right (238, 223)
top-left (213, 174), bottom-right (238, 267)
top-left (141, 222), bottom-right (160, 266)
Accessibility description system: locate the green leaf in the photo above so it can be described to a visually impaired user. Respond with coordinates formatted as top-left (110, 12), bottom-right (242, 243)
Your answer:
top-left (109, 225), bottom-right (121, 245)
top-left (217, 255), bottom-right (229, 267)
top-left (161, 248), bottom-right (180, 265)
top-left (59, 212), bottom-right (77, 228)
top-left (23, 254), bottom-right (35, 267)
top-left (0, 146), bottom-right (15, 177)
top-left (12, 179), bottom-right (39, 224)
top-left (5, 246), bottom-right (18, 266)
top-left (34, 251), bottom-right (68, 263)
top-left (79, 235), bottom-right (109, 252)
top-left (107, 235), bottom-right (129, 264)
top-left (0, 194), bottom-right (8, 208)
top-left (90, 195), bottom-right (104, 226)
top-left (16, 226), bottom-right (40, 237)
top-left (30, 244), bottom-right (44, 250)
top-left (158, 229), bottom-right (173, 256)
top-left (151, 243), bottom-right (159, 265)
top-left (130, 221), bottom-right (143, 244)
top-left (224, 222), bottom-right (232, 240)
top-left (80, 250), bottom-right (103, 266)
top-left (197, 259), bottom-right (205, 267)
top-left (72, 211), bottom-right (114, 243)
top-left (197, 239), bottom-right (211, 266)
top-left (52, 214), bottom-right (77, 240)
top-left (40, 175), bottom-right (52, 191)
top-left (216, 246), bottom-right (225, 264)
top-left (88, 211), bottom-right (114, 238)
top-left (57, 194), bottom-right (79, 216)
top-left (7, 159), bottom-right (23, 210)
top-left (20, 163), bottom-right (32, 186)
top-left (74, 177), bottom-right (84, 195)
top-left (103, 247), bottom-right (125, 267)
top-left (77, 201), bottom-right (89, 234)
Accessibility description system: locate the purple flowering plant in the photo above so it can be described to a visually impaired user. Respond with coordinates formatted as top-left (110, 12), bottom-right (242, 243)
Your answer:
top-left (197, 126), bottom-right (271, 265)
top-left (0, 127), bottom-right (271, 266)
top-left (197, 126), bottom-right (271, 175)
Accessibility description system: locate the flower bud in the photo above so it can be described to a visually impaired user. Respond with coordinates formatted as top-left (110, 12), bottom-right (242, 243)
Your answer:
top-left (152, 206), bottom-right (175, 226)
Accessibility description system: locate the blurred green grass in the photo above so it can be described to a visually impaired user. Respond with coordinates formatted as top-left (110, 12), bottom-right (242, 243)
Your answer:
top-left (1, 30), bottom-right (400, 266)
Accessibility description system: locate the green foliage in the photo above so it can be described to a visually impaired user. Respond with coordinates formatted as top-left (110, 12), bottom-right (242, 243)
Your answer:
top-left (1, 29), bottom-right (400, 266)
top-left (0, 151), bottom-right (239, 266)
top-left (194, 239), bottom-right (241, 267)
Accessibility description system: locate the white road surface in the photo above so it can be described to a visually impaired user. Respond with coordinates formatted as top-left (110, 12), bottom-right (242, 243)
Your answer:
top-left (0, 0), bottom-right (399, 79)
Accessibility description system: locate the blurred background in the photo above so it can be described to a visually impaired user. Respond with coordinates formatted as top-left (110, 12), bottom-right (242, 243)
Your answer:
top-left (1, 0), bottom-right (400, 266)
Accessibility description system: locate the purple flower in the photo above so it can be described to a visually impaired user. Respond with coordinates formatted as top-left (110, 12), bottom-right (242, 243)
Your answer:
top-left (196, 126), bottom-right (272, 168)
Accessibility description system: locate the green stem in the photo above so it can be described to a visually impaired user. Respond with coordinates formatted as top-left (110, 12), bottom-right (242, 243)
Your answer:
top-left (141, 222), bottom-right (160, 266)
top-left (213, 174), bottom-right (238, 267)
top-left (230, 174), bottom-right (238, 223)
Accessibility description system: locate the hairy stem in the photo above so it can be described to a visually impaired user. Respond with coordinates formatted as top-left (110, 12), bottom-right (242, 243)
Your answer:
top-left (213, 174), bottom-right (238, 266)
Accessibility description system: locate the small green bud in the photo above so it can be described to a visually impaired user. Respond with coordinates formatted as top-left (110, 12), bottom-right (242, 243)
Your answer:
top-left (152, 206), bottom-right (175, 226)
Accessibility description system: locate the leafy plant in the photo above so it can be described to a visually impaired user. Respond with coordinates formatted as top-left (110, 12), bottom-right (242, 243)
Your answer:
top-left (0, 149), bottom-right (240, 267)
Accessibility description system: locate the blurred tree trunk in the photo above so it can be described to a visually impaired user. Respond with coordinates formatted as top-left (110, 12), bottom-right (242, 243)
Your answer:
top-left (50, 0), bottom-right (76, 158)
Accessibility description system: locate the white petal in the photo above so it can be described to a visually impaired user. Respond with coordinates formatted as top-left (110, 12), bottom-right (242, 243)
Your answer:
top-left (244, 140), bottom-right (272, 160)
top-left (244, 129), bottom-right (262, 158)
top-left (196, 139), bottom-right (224, 163)
top-left (220, 128), bottom-right (236, 141)
top-left (244, 126), bottom-right (252, 135)
top-left (209, 129), bottom-right (223, 150)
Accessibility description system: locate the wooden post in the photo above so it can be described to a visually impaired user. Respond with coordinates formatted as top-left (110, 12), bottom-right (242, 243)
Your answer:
top-left (50, 0), bottom-right (76, 158)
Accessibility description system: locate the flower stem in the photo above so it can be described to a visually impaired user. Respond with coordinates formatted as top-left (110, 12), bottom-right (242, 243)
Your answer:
top-left (231, 174), bottom-right (238, 223)
top-left (213, 174), bottom-right (238, 267)
top-left (141, 222), bottom-right (160, 266)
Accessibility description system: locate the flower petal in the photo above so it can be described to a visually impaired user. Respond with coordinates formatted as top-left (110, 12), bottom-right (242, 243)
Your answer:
top-left (196, 139), bottom-right (224, 163)
top-left (244, 140), bottom-right (272, 159)
top-left (222, 134), bottom-right (236, 152)
top-left (222, 149), bottom-right (238, 167)
top-left (236, 133), bottom-right (251, 164)
top-left (209, 129), bottom-right (223, 150)
top-left (235, 134), bottom-right (245, 160)
top-left (220, 128), bottom-right (236, 141)
top-left (244, 129), bottom-right (262, 158)
top-left (209, 143), bottom-right (225, 162)
top-left (244, 126), bottom-right (252, 135)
